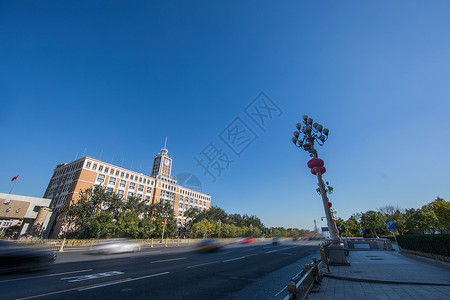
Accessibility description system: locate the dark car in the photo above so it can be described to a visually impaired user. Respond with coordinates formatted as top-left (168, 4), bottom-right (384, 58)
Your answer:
top-left (0, 241), bottom-right (56, 273)
top-left (194, 239), bottom-right (223, 252)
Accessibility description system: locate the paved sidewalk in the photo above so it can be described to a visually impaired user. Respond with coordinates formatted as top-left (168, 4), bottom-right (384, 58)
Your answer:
top-left (308, 250), bottom-right (450, 300)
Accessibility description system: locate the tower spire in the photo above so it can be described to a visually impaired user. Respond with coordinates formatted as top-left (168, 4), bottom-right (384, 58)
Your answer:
top-left (164, 136), bottom-right (167, 149)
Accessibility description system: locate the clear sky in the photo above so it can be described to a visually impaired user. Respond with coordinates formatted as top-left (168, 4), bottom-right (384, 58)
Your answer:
top-left (1, 1), bottom-right (449, 230)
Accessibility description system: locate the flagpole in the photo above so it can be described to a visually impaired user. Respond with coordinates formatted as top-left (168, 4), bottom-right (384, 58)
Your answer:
top-left (9, 181), bottom-right (16, 194)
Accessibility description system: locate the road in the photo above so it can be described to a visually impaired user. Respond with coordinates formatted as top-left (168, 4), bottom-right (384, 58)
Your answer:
top-left (0, 240), bottom-right (320, 300)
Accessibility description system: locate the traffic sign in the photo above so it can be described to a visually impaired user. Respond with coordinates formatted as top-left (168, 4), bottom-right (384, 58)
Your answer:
top-left (385, 221), bottom-right (396, 232)
top-left (321, 227), bottom-right (329, 232)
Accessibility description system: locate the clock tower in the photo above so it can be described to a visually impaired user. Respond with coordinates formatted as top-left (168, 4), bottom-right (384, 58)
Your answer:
top-left (151, 146), bottom-right (172, 178)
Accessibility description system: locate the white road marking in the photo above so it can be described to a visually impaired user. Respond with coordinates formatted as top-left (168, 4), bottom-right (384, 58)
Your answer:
top-left (223, 256), bottom-right (246, 263)
top-left (274, 286), bottom-right (287, 297)
top-left (77, 272), bottom-right (170, 291)
top-left (150, 257), bottom-right (186, 263)
top-left (61, 271), bottom-right (124, 283)
top-left (265, 246), bottom-right (297, 254)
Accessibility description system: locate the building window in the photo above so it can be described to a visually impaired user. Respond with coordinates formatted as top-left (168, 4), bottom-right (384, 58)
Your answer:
top-left (129, 182), bottom-right (135, 190)
top-left (121, 172), bottom-right (124, 177)
top-left (130, 175), bottom-right (134, 180)
top-left (125, 173), bottom-right (129, 179)
top-left (106, 187), bottom-right (114, 194)
top-left (110, 169), bottom-right (114, 174)
top-left (117, 190), bottom-right (124, 198)
top-left (138, 184), bottom-right (144, 192)
top-left (128, 191), bottom-right (134, 197)
top-left (86, 162), bottom-right (91, 168)
top-left (119, 180), bottom-right (126, 188)
top-left (108, 177), bottom-right (116, 185)
top-left (139, 177), bottom-right (142, 183)
top-left (99, 165), bottom-right (103, 171)
top-left (137, 194), bottom-right (142, 200)
top-left (93, 164), bottom-right (97, 170)
top-left (146, 187), bottom-right (152, 194)
top-left (96, 174), bottom-right (105, 183)
top-left (104, 167), bottom-right (109, 173)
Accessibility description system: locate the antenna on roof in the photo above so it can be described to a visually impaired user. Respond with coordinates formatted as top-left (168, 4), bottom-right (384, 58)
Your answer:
top-left (164, 136), bottom-right (167, 149)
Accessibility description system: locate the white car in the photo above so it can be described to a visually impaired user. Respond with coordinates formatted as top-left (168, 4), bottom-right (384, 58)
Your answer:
top-left (90, 239), bottom-right (141, 254)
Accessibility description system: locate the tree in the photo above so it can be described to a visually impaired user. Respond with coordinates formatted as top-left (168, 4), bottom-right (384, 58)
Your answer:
top-left (360, 210), bottom-right (386, 237)
top-left (336, 218), bottom-right (349, 236)
top-left (346, 216), bottom-right (361, 236)
top-left (431, 197), bottom-right (450, 233)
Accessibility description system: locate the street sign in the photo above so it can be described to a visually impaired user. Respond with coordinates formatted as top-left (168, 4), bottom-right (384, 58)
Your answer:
top-left (360, 230), bottom-right (364, 235)
top-left (321, 227), bottom-right (329, 232)
top-left (385, 221), bottom-right (396, 232)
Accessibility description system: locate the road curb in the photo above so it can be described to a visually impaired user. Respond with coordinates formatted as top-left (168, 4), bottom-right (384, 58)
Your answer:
top-left (323, 273), bottom-right (450, 286)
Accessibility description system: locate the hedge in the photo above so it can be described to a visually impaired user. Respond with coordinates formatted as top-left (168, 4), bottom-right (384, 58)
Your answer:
top-left (396, 234), bottom-right (450, 257)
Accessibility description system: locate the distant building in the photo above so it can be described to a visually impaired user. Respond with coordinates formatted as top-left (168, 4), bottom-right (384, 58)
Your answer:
top-left (0, 193), bottom-right (52, 237)
top-left (44, 146), bottom-right (211, 238)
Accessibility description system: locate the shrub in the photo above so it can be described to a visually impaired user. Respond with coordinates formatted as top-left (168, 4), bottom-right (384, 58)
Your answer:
top-left (396, 234), bottom-right (450, 257)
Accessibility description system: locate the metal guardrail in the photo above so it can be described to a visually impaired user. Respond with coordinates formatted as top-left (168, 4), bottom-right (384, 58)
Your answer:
top-left (319, 241), bottom-right (330, 273)
top-left (284, 258), bottom-right (322, 300)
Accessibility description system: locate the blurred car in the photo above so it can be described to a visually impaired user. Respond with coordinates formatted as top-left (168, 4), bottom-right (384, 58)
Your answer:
top-left (0, 241), bottom-right (56, 273)
top-left (231, 238), bottom-right (245, 244)
top-left (272, 237), bottom-right (282, 245)
top-left (90, 239), bottom-right (141, 254)
top-left (194, 239), bottom-right (223, 252)
top-left (240, 237), bottom-right (255, 244)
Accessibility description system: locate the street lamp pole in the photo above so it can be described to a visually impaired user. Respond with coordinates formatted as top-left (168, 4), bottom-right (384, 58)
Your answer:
top-left (292, 115), bottom-right (339, 241)
top-left (161, 217), bottom-right (168, 243)
top-left (217, 219), bottom-right (222, 238)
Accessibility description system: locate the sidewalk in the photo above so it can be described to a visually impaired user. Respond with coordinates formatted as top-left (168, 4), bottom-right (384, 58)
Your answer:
top-left (308, 250), bottom-right (450, 300)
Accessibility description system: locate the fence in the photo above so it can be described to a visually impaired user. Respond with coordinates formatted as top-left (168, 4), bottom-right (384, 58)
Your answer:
top-left (284, 257), bottom-right (322, 300)
top-left (6, 237), bottom-right (248, 252)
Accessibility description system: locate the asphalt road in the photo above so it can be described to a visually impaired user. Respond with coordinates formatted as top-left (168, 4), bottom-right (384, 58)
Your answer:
top-left (0, 240), bottom-right (320, 300)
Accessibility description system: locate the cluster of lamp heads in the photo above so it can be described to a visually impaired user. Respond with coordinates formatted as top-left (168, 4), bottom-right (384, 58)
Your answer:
top-left (292, 114), bottom-right (329, 147)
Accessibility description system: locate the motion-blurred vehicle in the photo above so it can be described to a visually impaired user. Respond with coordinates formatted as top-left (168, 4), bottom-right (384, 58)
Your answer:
top-left (272, 237), bottom-right (282, 245)
top-left (231, 238), bottom-right (245, 244)
top-left (194, 239), bottom-right (223, 252)
top-left (240, 237), bottom-right (255, 244)
top-left (90, 239), bottom-right (141, 254)
top-left (0, 241), bottom-right (56, 273)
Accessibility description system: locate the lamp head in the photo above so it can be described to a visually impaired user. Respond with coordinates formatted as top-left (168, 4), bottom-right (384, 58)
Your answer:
top-left (302, 115), bottom-right (308, 121)
top-left (296, 123), bottom-right (302, 130)
top-left (323, 128), bottom-right (329, 136)
top-left (293, 131), bottom-right (300, 138)
top-left (292, 137), bottom-right (298, 144)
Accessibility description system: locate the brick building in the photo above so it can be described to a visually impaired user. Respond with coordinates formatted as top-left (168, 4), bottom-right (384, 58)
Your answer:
top-left (44, 147), bottom-right (211, 238)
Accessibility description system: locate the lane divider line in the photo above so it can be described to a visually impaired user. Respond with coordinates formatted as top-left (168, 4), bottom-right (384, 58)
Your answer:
top-left (0, 269), bottom-right (93, 284)
top-left (186, 261), bottom-right (220, 269)
top-left (223, 256), bottom-right (246, 263)
top-left (14, 279), bottom-right (129, 300)
top-left (265, 246), bottom-right (298, 254)
top-left (150, 257), bottom-right (186, 264)
top-left (77, 272), bottom-right (170, 291)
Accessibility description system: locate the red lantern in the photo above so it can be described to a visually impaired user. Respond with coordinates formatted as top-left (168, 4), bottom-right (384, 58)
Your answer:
top-left (307, 158), bottom-right (324, 169)
top-left (328, 202), bottom-right (332, 207)
top-left (332, 218), bottom-right (336, 222)
top-left (161, 222), bottom-right (165, 225)
top-left (311, 167), bottom-right (326, 175)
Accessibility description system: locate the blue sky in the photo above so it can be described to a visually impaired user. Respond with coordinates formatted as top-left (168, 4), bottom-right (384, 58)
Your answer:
top-left (1, 1), bottom-right (449, 230)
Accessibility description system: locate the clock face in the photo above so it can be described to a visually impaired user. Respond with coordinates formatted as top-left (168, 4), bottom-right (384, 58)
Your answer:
top-left (164, 159), bottom-right (170, 166)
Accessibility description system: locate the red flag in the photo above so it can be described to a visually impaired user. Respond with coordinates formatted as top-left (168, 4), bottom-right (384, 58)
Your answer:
top-left (11, 175), bottom-right (19, 181)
